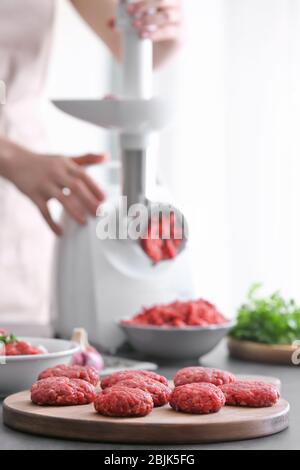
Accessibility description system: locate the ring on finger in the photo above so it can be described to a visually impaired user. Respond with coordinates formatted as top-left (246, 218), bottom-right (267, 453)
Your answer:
top-left (62, 187), bottom-right (72, 197)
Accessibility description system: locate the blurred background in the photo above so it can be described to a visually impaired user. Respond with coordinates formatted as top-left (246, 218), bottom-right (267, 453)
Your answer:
top-left (45, 0), bottom-right (300, 319)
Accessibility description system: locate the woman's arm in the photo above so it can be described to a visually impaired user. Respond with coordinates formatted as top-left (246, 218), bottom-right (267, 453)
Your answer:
top-left (0, 137), bottom-right (106, 235)
top-left (70, 0), bottom-right (182, 68)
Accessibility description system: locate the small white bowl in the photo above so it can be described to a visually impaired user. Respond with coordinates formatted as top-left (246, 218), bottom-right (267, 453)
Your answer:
top-left (119, 321), bottom-right (235, 359)
top-left (0, 337), bottom-right (80, 397)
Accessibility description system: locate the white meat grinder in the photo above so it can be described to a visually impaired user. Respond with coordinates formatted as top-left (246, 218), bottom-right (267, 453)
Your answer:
top-left (53, 0), bottom-right (195, 353)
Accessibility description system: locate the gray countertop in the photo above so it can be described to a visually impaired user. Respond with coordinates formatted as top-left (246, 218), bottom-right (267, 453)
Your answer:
top-left (0, 341), bottom-right (298, 450)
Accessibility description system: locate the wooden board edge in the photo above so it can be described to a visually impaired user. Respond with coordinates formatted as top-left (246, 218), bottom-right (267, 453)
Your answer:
top-left (228, 338), bottom-right (299, 365)
top-left (3, 399), bottom-right (290, 445)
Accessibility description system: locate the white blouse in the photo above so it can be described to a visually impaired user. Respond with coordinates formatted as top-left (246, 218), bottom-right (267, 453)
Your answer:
top-left (0, 0), bottom-right (55, 326)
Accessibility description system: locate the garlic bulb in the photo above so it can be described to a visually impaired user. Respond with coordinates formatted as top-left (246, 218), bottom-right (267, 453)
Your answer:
top-left (71, 328), bottom-right (104, 372)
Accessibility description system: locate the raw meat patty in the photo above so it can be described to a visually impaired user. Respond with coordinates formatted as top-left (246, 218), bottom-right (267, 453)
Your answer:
top-left (221, 381), bottom-right (280, 408)
top-left (94, 385), bottom-right (154, 417)
top-left (101, 370), bottom-right (168, 389)
top-left (170, 383), bottom-right (226, 414)
top-left (31, 377), bottom-right (97, 406)
top-left (38, 364), bottom-right (99, 387)
top-left (115, 376), bottom-right (172, 407)
top-left (173, 367), bottom-right (236, 387)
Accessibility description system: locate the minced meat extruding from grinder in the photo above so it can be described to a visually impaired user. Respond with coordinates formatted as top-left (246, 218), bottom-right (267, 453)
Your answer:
top-left (141, 212), bottom-right (183, 264)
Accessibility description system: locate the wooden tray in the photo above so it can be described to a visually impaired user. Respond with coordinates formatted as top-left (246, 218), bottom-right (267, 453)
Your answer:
top-left (228, 338), bottom-right (299, 365)
top-left (3, 375), bottom-right (289, 445)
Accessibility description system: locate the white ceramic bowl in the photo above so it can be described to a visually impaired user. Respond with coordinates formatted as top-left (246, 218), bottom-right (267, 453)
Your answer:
top-left (119, 321), bottom-right (235, 359)
top-left (0, 337), bottom-right (80, 397)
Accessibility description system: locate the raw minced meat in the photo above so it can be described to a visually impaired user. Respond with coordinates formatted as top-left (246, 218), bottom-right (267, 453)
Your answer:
top-left (124, 299), bottom-right (228, 328)
top-left (220, 381), bottom-right (280, 408)
top-left (38, 364), bottom-right (99, 387)
top-left (115, 376), bottom-right (172, 407)
top-left (0, 329), bottom-right (45, 356)
top-left (170, 383), bottom-right (226, 414)
top-left (94, 385), bottom-right (154, 417)
top-left (101, 370), bottom-right (168, 389)
top-left (141, 212), bottom-right (183, 264)
top-left (31, 377), bottom-right (97, 406)
top-left (5, 341), bottom-right (45, 356)
top-left (173, 367), bottom-right (236, 387)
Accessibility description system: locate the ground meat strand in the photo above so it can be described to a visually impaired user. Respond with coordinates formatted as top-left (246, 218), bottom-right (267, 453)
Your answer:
top-left (31, 377), bottom-right (97, 406)
top-left (141, 212), bottom-right (183, 264)
top-left (220, 381), bottom-right (280, 408)
top-left (170, 383), bottom-right (226, 414)
top-left (38, 364), bottom-right (99, 387)
top-left (173, 367), bottom-right (236, 387)
top-left (94, 386), bottom-right (154, 417)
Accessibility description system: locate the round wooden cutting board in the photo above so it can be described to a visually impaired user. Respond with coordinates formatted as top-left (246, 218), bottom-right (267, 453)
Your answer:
top-left (3, 375), bottom-right (289, 445)
top-left (228, 338), bottom-right (299, 365)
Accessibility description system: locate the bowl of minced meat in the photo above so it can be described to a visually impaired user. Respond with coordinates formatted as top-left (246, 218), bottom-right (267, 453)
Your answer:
top-left (119, 299), bottom-right (235, 359)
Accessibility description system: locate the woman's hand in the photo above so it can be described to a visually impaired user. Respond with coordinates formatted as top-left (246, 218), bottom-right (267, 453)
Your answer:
top-left (71, 0), bottom-right (183, 68)
top-left (5, 145), bottom-right (106, 236)
top-left (126, 0), bottom-right (182, 42)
